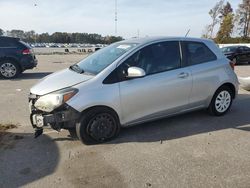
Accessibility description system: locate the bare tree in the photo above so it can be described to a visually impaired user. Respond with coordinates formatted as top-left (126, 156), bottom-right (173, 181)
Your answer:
top-left (236, 0), bottom-right (250, 37)
top-left (207, 0), bottom-right (224, 38)
top-left (202, 25), bottom-right (212, 38)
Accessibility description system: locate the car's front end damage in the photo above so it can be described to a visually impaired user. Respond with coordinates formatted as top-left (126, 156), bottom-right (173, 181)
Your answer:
top-left (29, 88), bottom-right (80, 138)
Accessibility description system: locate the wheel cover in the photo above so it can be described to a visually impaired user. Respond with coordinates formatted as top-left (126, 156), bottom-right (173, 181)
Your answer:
top-left (87, 113), bottom-right (116, 141)
top-left (0, 63), bottom-right (17, 78)
top-left (215, 90), bottom-right (231, 113)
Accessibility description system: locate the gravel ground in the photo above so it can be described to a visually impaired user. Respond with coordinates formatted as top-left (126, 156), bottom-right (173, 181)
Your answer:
top-left (0, 54), bottom-right (250, 188)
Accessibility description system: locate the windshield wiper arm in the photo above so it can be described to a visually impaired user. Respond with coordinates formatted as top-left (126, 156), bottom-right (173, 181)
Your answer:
top-left (69, 64), bottom-right (84, 74)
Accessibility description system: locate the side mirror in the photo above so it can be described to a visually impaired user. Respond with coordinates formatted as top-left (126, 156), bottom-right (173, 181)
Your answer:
top-left (127, 67), bottom-right (146, 78)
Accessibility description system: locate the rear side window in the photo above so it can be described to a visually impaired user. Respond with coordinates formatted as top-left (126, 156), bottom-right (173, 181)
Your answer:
top-left (182, 41), bottom-right (217, 66)
top-left (240, 46), bottom-right (250, 52)
top-left (0, 38), bottom-right (18, 48)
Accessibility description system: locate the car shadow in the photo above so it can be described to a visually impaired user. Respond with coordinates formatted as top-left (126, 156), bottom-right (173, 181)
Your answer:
top-left (108, 94), bottom-right (250, 144)
top-left (0, 132), bottom-right (59, 187)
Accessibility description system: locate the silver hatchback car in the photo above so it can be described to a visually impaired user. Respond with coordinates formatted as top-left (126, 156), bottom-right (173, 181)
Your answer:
top-left (29, 37), bottom-right (238, 144)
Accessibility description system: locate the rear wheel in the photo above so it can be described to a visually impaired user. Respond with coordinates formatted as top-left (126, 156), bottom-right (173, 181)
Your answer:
top-left (0, 60), bottom-right (21, 78)
top-left (208, 86), bottom-right (233, 116)
top-left (76, 107), bottom-right (120, 145)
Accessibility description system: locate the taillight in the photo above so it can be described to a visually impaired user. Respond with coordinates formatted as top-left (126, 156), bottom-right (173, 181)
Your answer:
top-left (22, 48), bottom-right (32, 55)
top-left (229, 61), bottom-right (235, 70)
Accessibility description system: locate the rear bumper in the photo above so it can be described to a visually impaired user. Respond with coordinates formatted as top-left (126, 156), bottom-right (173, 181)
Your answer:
top-left (20, 56), bottom-right (38, 70)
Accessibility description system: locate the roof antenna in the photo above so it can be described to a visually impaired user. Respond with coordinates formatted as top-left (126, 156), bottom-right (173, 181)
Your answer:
top-left (185, 29), bottom-right (190, 37)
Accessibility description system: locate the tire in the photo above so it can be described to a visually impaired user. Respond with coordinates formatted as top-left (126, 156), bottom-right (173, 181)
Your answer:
top-left (67, 128), bottom-right (77, 139)
top-left (208, 86), bottom-right (233, 116)
top-left (76, 107), bottom-right (120, 145)
top-left (0, 60), bottom-right (21, 79)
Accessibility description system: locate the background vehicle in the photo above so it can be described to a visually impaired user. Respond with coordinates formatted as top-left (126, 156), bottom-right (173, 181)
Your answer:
top-left (29, 37), bottom-right (238, 144)
top-left (0, 36), bottom-right (37, 78)
top-left (221, 45), bottom-right (250, 64)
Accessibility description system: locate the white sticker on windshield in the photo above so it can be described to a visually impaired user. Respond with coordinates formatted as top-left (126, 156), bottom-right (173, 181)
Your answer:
top-left (117, 45), bottom-right (131, 50)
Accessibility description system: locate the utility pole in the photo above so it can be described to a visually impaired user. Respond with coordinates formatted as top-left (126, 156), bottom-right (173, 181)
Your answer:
top-left (115, 0), bottom-right (118, 36)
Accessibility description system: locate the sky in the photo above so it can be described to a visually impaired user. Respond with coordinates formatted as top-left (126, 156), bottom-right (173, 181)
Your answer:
top-left (0, 0), bottom-right (240, 39)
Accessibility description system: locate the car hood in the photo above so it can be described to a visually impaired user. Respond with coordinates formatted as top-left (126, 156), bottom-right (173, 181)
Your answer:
top-left (30, 68), bottom-right (94, 95)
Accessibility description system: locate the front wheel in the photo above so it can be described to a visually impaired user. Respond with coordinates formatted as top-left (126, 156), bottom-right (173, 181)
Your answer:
top-left (208, 86), bottom-right (233, 116)
top-left (76, 108), bottom-right (120, 145)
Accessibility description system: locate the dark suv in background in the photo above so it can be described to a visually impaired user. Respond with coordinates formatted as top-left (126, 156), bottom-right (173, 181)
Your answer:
top-left (221, 45), bottom-right (250, 65)
top-left (0, 36), bottom-right (37, 78)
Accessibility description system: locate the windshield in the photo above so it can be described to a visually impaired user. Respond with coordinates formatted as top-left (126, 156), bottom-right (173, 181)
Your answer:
top-left (76, 43), bottom-right (138, 75)
top-left (221, 46), bottom-right (237, 53)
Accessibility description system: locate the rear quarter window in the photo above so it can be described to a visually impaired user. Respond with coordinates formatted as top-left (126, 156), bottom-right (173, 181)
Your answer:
top-left (182, 41), bottom-right (217, 66)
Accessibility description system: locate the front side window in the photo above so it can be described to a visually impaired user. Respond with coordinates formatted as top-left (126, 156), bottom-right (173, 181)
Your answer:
top-left (120, 41), bottom-right (181, 76)
top-left (182, 41), bottom-right (217, 66)
top-left (221, 46), bottom-right (237, 53)
top-left (76, 42), bottom-right (137, 75)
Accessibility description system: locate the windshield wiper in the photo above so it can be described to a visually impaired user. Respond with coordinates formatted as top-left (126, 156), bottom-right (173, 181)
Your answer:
top-left (69, 64), bottom-right (84, 74)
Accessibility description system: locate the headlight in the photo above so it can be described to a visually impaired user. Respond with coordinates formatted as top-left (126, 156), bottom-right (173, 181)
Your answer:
top-left (34, 88), bottom-right (78, 112)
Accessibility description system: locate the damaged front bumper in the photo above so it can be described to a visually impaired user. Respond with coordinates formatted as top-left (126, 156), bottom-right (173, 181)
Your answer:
top-left (29, 94), bottom-right (80, 137)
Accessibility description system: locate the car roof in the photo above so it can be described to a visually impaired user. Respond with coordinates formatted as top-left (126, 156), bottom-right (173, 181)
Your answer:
top-left (119, 36), bottom-right (214, 45)
top-left (0, 36), bottom-right (20, 41)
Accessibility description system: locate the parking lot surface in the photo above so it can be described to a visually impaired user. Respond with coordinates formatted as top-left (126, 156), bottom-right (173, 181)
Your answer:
top-left (0, 54), bottom-right (250, 188)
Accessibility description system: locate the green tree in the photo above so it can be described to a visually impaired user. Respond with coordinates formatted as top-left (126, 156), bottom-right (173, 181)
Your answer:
top-left (216, 2), bottom-right (234, 43)
top-left (37, 33), bottom-right (50, 43)
top-left (104, 36), bottom-right (123, 44)
top-left (0, 28), bottom-right (4, 36)
top-left (24, 30), bottom-right (36, 42)
top-left (8, 29), bottom-right (25, 38)
top-left (2, 28), bottom-right (123, 44)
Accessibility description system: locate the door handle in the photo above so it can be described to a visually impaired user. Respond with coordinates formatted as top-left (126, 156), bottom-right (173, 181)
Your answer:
top-left (178, 72), bottom-right (189, 78)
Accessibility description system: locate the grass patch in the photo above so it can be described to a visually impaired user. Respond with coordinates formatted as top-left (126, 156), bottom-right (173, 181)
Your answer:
top-left (0, 123), bottom-right (20, 149)
top-left (0, 123), bottom-right (18, 132)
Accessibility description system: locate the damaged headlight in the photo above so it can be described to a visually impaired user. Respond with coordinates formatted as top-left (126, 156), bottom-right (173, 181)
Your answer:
top-left (34, 88), bottom-right (78, 112)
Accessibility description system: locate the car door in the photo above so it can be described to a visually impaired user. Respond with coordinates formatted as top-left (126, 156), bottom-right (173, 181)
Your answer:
top-left (181, 41), bottom-right (219, 107)
top-left (241, 47), bottom-right (250, 63)
top-left (118, 41), bottom-right (192, 125)
top-left (236, 47), bottom-right (246, 62)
